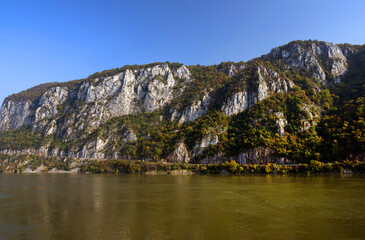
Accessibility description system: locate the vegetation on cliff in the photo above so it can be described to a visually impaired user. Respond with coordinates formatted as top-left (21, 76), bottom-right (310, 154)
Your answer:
top-left (0, 40), bottom-right (364, 164)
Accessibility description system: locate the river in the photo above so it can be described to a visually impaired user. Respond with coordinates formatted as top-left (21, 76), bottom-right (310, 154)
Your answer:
top-left (0, 174), bottom-right (364, 239)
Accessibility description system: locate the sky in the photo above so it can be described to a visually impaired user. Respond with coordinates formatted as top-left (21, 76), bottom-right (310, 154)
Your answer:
top-left (0, 0), bottom-right (364, 105)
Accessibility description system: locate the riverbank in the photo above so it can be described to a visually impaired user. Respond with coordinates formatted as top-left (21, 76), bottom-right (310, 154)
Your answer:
top-left (0, 153), bottom-right (364, 175)
top-left (80, 159), bottom-right (365, 175)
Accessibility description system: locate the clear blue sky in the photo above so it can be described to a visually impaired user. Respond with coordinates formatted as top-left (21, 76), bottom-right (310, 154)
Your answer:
top-left (0, 0), bottom-right (364, 105)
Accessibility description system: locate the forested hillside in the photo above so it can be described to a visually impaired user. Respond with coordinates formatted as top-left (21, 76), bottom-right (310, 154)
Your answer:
top-left (0, 40), bottom-right (364, 164)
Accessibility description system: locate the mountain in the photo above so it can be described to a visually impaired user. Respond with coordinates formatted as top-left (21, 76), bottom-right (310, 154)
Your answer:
top-left (0, 40), bottom-right (364, 164)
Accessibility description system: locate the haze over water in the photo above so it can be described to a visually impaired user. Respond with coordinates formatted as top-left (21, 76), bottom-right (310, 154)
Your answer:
top-left (0, 174), bottom-right (364, 240)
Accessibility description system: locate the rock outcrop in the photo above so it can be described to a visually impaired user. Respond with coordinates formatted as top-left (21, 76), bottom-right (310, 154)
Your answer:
top-left (167, 141), bottom-right (191, 163)
top-left (300, 103), bottom-right (321, 131)
top-left (171, 92), bottom-right (212, 123)
top-left (267, 41), bottom-right (350, 83)
top-left (0, 64), bottom-right (192, 137)
top-left (224, 64), bottom-right (246, 77)
top-left (0, 100), bottom-right (32, 131)
top-left (192, 134), bottom-right (220, 157)
top-left (222, 65), bottom-right (294, 116)
top-left (238, 147), bottom-right (289, 164)
top-left (274, 112), bottom-right (287, 136)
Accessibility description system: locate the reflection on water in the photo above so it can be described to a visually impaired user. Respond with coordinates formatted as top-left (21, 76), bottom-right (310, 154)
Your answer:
top-left (0, 174), bottom-right (364, 240)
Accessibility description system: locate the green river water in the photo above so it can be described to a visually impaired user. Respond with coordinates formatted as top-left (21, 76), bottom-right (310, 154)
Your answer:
top-left (0, 174), bottom-right (364, 239)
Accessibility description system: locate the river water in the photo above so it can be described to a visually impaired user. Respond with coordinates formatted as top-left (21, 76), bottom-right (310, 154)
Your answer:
top-left (0, 174), bottom-right (364, 239)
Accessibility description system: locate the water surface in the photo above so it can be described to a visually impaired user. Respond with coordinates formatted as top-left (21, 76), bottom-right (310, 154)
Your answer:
top-left (0, 174), bottom-right (364, 239)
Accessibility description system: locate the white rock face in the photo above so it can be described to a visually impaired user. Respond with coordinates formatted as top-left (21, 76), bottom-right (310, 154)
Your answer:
top-left (199, 134), bottom-right (219, 148)
top-left (223, 64), bottom-right (245, 77)
top-left (274, 112), bottom-right (287, 136)
top-left (72, 63), bottom-right (192, 133)
top-left (238, 147), bottom-right (288, 164)
top-left (121, 129), bottom-right (137, 143)
top-left (78, 73), bottom-right (123, 103)
top-left (300, 104), bottom-right (321, 131)
top-left (172, 92), bottom-right (211, 124)
top-left (45, 120), bottom-right (58, 136)
top-left (268, 41), bottom-right (349, 83)
top-left (173, 65), bottom-right (192, 81)
top-left (63, 137), bottom-right (110, 159)
top-left (35, 87), bottom-right (69, 122)
top-left (222, 65), bottom-right (294, 116)
top-left (167, 141), bottom-right (191, 163)
top-left (0, 63), bottom-right (192, 139)
top-left (227, 65), bottom-right (236, 77)
top-left (0, 87), bottom-right (68, 132)
top-left (0, 125), bottom-right (139, 159)
top-left (192, 134), bottom-right (219, 157)
top-left (222, 92), bottom-right (249, 116)
top-left (313, 42), bottom-right (348, 83)
top-left (257, 67), bottom-right (269, 101)
top-left (107, 70), bottom-right (138, 116)
top-left (87, 138), bottom-right (108, 159)
top-left (0, 101), bottom-right (32, 131)
top-left (0, 63), bottom-right (194, 162)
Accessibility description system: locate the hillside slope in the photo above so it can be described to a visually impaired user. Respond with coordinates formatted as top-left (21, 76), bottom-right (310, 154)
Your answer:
top-left (0, 40), bottom-right (364, 164)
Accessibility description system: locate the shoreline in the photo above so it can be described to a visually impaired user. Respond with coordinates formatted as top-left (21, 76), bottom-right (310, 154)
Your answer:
top-left (0, 153), bottom-right (364, 175)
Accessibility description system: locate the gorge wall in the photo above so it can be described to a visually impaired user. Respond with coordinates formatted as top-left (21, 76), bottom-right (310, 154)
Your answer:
top-left (0, 40), bottom-right (362, 164)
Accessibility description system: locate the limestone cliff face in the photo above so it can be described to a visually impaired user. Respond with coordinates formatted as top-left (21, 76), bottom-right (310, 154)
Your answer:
top-left (0, 64), bottom-right (191, 136)
top-left (192, 134), bottom-right (220, 157)
top-left (0, 100), bottom-right (32, 131)
top-left (0, 86), bottom-right (69, 131)
top-left (63, 64), bottom-right (192, 137)
top-left (267, 41), bottom-right (350, 83)
top-left (300, 103), bottom-right (321, 131)
top-left (35, 87), bottom-right (69, 122)
top-left (171, 91), bottom-right (212, 124)
top-left (197, 147), bottom-right (291, 165)
top-left (167, 141), bottom-right (191, 163)
top-left (237, 147), bottom-right (289, 164)
top-left (0, 40), bottom-right (359, 163)
top-left (274, 112), bottom-right (287, 137)
top-left (224, 64), bottom-right (246, 77)
top-left (222, 65), bottom-right (294, 116)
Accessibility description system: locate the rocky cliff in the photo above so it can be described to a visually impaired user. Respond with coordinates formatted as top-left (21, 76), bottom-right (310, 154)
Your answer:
top-left (0, 40), bottom-right (363, 164)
